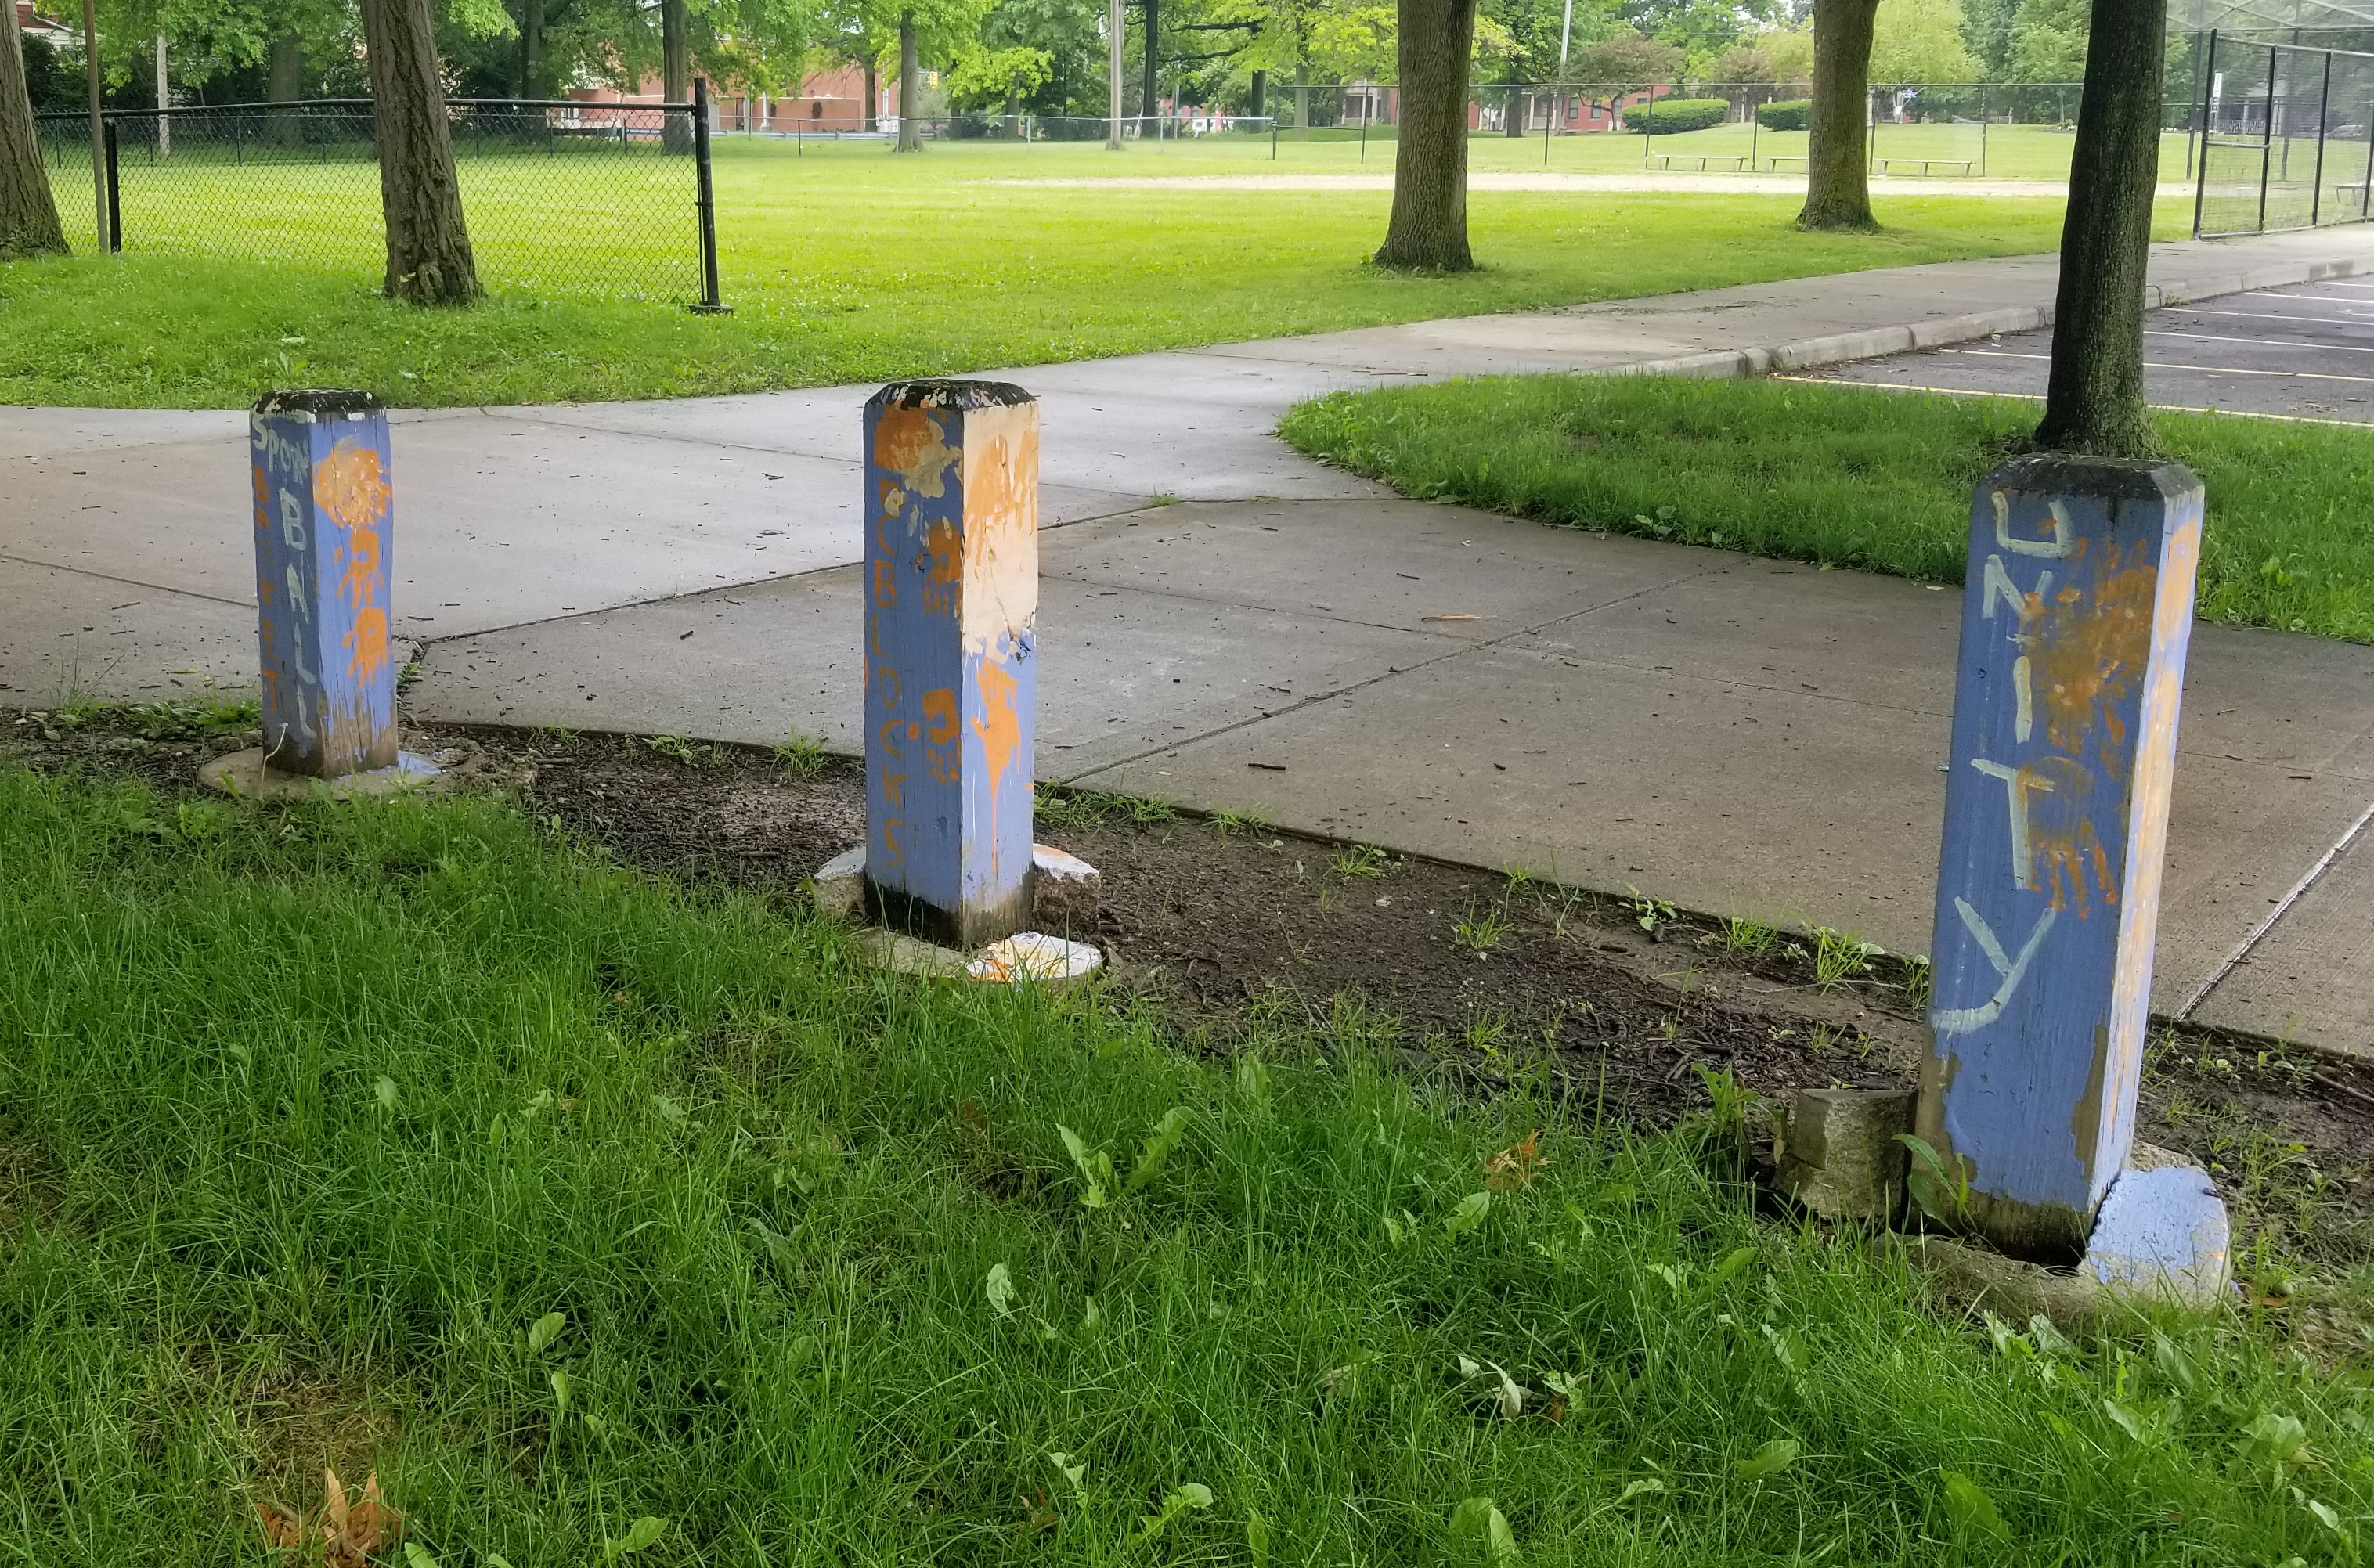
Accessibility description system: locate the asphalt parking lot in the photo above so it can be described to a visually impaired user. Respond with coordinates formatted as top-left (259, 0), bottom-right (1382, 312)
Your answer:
top-left (1802, 275), bottom-right (2374, 423)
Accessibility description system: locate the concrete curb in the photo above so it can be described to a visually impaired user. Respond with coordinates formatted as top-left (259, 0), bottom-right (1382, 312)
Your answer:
top-left (1607, 247), bottom-right (2374, 383)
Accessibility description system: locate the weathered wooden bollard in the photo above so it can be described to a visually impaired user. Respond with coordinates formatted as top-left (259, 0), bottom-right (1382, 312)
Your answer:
top-left (201, 390), bottom-right (444, 797)
top-left (813, 379), bottom-right (1099, 982)
top-left (1915, 456), bottom-right (2227, 1295)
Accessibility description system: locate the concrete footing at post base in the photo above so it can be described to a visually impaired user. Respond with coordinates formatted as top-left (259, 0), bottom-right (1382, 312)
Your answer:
top-left (1782, 1089), bottom-right (2232, 1330)
top-left (813, 843), bottom-right (1103, 989)
top-left (198, 745), bottom-right (460, 801)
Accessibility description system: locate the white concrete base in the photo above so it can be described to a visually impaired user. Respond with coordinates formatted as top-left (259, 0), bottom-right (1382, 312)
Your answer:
top-left (863, 927), bottom-right (1103, 987)
top-left (2080, 1158), bottom-right (2233, 1310)
top-left (199, 747), bottom-right (452, 801)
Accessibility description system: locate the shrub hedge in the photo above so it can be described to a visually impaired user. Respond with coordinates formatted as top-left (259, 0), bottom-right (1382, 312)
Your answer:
top-left (1755, 99), bottom-right (1813, 130)
top-left (1622, 96), bottom-right (1730, 133)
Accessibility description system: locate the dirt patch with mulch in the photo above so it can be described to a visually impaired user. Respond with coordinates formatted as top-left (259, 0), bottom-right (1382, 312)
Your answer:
top-left (9, 705), bottom-right (2374, 1277)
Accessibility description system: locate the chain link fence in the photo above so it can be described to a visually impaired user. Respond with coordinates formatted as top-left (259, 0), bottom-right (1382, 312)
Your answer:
top-left (2193, 34), bottom-right (2374, 234)
top-left (34, 98), bottom-right (711, 305)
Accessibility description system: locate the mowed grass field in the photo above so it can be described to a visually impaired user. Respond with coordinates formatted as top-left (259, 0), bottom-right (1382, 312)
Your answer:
top-left (0, 135), bottom-right (2118, 409)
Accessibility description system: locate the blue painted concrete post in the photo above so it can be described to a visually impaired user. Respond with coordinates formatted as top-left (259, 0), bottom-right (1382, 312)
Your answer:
top-left (1914, 456), bottom-right (2205, 1256)
top-left (249, 390), bottom-right (399, 777)
top-left (862, 380), bottom-right (1040, 948)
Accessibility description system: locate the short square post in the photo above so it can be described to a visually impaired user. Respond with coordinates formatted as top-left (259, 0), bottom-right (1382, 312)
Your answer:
top-left (249, 389), bottom-right (399, 777)
top-left (1915, 456), bottom-right (2209, 1259)
top-left (861, 380), bottom-right (1041, 949)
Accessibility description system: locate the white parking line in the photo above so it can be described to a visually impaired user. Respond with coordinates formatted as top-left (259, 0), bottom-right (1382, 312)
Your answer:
top-left (2165, 305), bottom-right (2374, 327)
top-left (1937, 347), bottom-right (2374, 385)
top-left (2144, 326), bottom-right (2374, 355)
top-left (1779, 375), bottom-right (2374, 424)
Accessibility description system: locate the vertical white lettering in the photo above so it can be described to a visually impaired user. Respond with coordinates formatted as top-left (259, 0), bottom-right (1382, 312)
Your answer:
top-left (1931, 899), bottom-right (2058, 1036)
top-left (1972, 757), bottom-right (2054, 891)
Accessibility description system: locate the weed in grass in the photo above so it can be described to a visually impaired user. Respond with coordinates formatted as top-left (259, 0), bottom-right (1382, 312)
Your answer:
top-left (1147, 492), bottom-right (1184, 507)
top-left (1903, 954), bottom-right (1934, 1011)
top-left (1451, 901), bottom-right (1511, 957)
top-left (1813, 927), bottom-right (1882, 989)
top-left (644, 734), bottom-right (715, 767)
top-left (1625, 885), bottom-right (1676, 935)
top-left (1718, 914), bottom-right (1780, 957)
top-left (4, 766), bottom-right (2371, 1566)
top-left (1331, 843), bottom-right (1390, 879)
top-left (771, 730), bottom-right (829, 778)
top-left (1036, 789), bottom-right (1177, 830)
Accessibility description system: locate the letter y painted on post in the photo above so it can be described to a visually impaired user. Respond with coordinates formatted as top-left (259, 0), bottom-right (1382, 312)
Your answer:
top-left (1932, 898), bottom-right (2057, 1036)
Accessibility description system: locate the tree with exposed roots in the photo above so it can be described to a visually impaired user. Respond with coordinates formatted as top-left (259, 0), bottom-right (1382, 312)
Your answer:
top-left (2033, 0), bottom-right (2164, 456)
top-left (1799, 0), bottom-right (1880, 231)
top-left (2, 0), bottom-right (67, 258)
top-left (1373, 0), bottom-right (1478, 271)
top-left (360, 0), bottom-right (482, 304)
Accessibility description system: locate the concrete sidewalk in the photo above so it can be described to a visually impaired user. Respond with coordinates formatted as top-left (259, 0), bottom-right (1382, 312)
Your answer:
top-left (5, 225), bottom-right (2372, 1054)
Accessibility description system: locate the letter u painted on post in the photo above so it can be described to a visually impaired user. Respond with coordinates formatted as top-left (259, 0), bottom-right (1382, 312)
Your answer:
top-left (249, 390), bottom-right (399, 778)
top-left (861, 380), bottom-right (1041, 949)
top-left (1915, 456), bottom-right (2204, 1256)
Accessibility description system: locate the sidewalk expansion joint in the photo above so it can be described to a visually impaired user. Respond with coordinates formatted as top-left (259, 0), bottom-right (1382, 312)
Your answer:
top-left (2175, 795), bottom-right (2374, 1021)
top-left (0, 551), bottom-right (256, 611)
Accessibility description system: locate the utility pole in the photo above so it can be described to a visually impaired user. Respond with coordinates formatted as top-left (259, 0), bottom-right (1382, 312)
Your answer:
top-left (1142, 0), bottom-right (1159, 121)
top-left (155, 35), bottom-right (168, 156)
top-left (1107, 0), bottom-right (1124, 147)
top-left (81, 0), bottom-right (103, 248)
top-left (1558, 0), bottom-right (1573, 130)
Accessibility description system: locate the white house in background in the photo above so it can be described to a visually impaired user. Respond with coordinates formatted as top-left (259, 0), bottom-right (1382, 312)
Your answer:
top-left (15, 0), bottom-right (78, 47)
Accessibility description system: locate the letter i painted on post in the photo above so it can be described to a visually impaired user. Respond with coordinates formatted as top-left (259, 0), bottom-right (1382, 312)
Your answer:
top-left (250, 389), bottom-right (398, 778)
top-left (1914, 455), bottom-right (2204, 1256)
top-left (861, 380), bottom-right (1041, 949)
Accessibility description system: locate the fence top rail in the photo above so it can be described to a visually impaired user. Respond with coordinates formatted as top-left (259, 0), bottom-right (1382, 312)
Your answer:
top-left (2224, 33), bottom-right (2374, 59)
top-left (33, 96), bottom-right (698, 121)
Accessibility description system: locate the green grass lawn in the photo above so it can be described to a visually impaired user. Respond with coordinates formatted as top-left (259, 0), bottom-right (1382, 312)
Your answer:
top-left (2, 762), bottom-right (2369, 1565)
top-left (0, 136), bottom-right (2096, 409)
top-left (1279, 375), bottom-right (2374, 643)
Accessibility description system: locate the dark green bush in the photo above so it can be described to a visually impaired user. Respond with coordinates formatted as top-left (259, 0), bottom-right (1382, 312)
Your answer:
top-left (1755, 99), bottom-right (1812, 130)
top-left (1623, 96), bottom-right (1730, 132)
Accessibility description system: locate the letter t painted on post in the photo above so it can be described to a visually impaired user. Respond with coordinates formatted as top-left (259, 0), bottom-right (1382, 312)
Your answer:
top-left (1915, 456), bottom-right (2204, 1257)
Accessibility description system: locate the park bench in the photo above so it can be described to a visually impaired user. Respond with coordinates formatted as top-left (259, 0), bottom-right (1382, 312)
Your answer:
top-left (1653, 153), bottom-right (1748, 171)
top-left (1762, 154), bottom-right (1807, 171)
top-left (1874, 157), bottom-right (1977, 176)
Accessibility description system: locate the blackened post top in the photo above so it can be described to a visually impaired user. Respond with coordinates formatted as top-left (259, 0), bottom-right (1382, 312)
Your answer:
top-left (867, 380), bottom-right (1036, 413)
top-left (252, 389), bottom-right (387, 420)
top-left (1984, 453), bottom-right (2203, 505)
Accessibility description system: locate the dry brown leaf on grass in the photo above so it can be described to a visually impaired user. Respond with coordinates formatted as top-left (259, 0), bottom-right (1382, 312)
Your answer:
top-left (1483, 1130), bottom-right (1550, 1193)
top-left (258, 1469), bottom-right (403, 1563)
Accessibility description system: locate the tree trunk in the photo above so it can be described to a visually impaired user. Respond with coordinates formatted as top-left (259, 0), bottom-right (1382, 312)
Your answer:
top-left (265, 32), bottom-right (304, 148)
top-left (1294, 67), bottom-right (1308, 132)
top-left (1142, 0), bottom-right (1158, 119)
top-left (519, 0), bottom-right (543, 98)
top-left (864, 63), bottom-right (877, 131)
top-left (1800, 0), bottom-right (1879, 230)
top-left (360, 0), bottom-right (480, 304)
top-left (1503, 84), bottom-right (1524, 135)
top-left (0, 0), bottom-right (67, 258)
top-left (2033, 0), bottom-right (2166, 457)
top-left (1249, 68), bottom-right (1265, 118)
top-left (1373, 0), bottom-right (1477, 270)
top-left (660, 0), bottom-right (692, 152)
top-left (896, 13), bottom-right (922, 150)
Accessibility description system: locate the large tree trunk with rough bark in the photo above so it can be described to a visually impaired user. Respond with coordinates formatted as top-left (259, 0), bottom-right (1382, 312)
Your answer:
top-left (2033, 0), bottom-right (2165, 456)
top-left (265, 33), bottom-right (305, 147)
top-left (361, 0), bottom-right (480, 304)
top-left (1373, 0), bottom-right (1477, 270)
top-left (660, 0), bottom-right (692, 152)
top-left (1799, 0), bottom-right (1879, 230)
top-left (896, 12), bottom-right (921, 150)
top-left (1142, 0), bottom-right (1157, 118)
top-left (518, 0), bottom-right (543, 98)
top-left (0, 0), bottom-right (67, 257)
